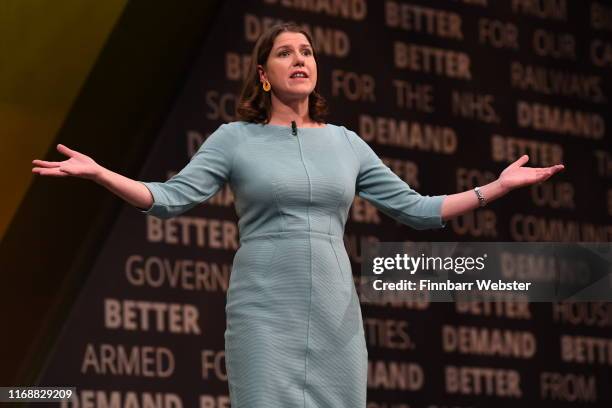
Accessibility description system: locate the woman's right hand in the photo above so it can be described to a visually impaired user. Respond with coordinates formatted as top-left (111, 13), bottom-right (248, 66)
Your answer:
top-left (32, 144), bottom-right (154, 210)
top-left (32, 144), bottom-right (102, 181)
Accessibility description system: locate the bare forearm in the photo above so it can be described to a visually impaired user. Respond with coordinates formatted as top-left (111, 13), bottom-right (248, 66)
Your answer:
top-left (440, 179), bottom-right (508, 221)
top-left (94, 167), bottom-right (153, 210)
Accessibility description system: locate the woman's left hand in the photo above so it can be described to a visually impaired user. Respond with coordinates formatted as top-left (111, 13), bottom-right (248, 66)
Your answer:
top-left (498, 155), bottom-right (565, 193)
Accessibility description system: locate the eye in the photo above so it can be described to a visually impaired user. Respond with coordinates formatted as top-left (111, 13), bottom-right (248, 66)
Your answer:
top-left (277, 49), bottom-right (312, 57)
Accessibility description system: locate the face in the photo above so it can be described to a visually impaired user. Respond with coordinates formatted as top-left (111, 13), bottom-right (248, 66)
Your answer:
top-left (258, 32), bottom-right (317, 101)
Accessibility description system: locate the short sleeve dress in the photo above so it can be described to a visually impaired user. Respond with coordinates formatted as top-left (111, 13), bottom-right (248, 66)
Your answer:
top-left (141, 121), bottom-right (446, 408)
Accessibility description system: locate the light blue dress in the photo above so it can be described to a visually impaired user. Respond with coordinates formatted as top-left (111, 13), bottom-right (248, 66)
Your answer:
top-left (141, 121), bottom-right (446, 407)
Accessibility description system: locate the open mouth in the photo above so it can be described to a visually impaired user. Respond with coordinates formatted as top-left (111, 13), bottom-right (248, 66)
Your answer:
top-left (289, 71), bottom-right (308, 79)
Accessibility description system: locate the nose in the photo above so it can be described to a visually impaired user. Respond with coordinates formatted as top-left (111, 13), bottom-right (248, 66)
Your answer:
top-left (292, 52), bottom-right (305, 66)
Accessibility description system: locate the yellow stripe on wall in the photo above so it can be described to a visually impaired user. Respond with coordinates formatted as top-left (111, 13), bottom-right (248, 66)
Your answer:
top-left (0, 0), bottom-right (127, 240)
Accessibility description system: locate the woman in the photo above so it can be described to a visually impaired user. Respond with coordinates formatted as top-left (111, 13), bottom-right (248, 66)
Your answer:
top-left (32, 23), bottom-right (564, 407)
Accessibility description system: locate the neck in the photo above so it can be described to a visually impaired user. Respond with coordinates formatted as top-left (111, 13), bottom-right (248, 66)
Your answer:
top-left (268, 93), bottom-right (313, 127)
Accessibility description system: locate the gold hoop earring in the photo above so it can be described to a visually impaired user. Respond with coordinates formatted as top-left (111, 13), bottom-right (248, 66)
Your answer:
top-left (262, 80), bottom-right (271, 92)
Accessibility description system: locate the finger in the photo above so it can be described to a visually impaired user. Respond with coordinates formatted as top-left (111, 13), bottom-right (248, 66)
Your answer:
top-left (58, 166), bottom-right (76, 176)
top-left (32, 159), bottom-right (61, 168)
top-left (553, 164), bottom-right (565, 172)
top-left (550, 166), bottom-right (561, 175)
top-left (541, 165), bottom-right (564, 177)
top-left (529, 168), bottom-right (546, 184)
top-left (32, 167), bottom-right (68, 177)
top-left (541, 170), bottom-right (555, 182)
top-left (538, 167), bottom-right (559, 182)
top-left (56, 144), bottom-right (81, 158)
top-left (510, 155), bottom-right (529, 169)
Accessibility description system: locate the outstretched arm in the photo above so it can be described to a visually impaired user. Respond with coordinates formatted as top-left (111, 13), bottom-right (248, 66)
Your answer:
top-left (33, 124), bottom-right (239, 218)
top-left (440, 155), bottom-right (565, 221)
top-left (32, 144), bottom-right (153, 210)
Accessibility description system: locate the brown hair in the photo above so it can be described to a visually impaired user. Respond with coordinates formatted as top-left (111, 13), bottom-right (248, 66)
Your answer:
top-left (235, 23), bottom-right (329, 124)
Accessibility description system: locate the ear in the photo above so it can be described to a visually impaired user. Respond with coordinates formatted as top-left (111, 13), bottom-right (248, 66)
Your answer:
top-left (257, 64), bottom-right (267, 83)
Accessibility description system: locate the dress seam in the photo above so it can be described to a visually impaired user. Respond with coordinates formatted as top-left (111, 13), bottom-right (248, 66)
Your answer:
top-left (327, 181), bottom-right (346, 237)
top-left (295, 129), bottom-right (313, 408)
top-left (330, 238), bottom-right (346, 282)
top-left (272, 180), bottom-right (288, 232)
top-left (227, 123), bottom-right (242, 184)
top-left (340, 126), bottom-right (362, 178)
